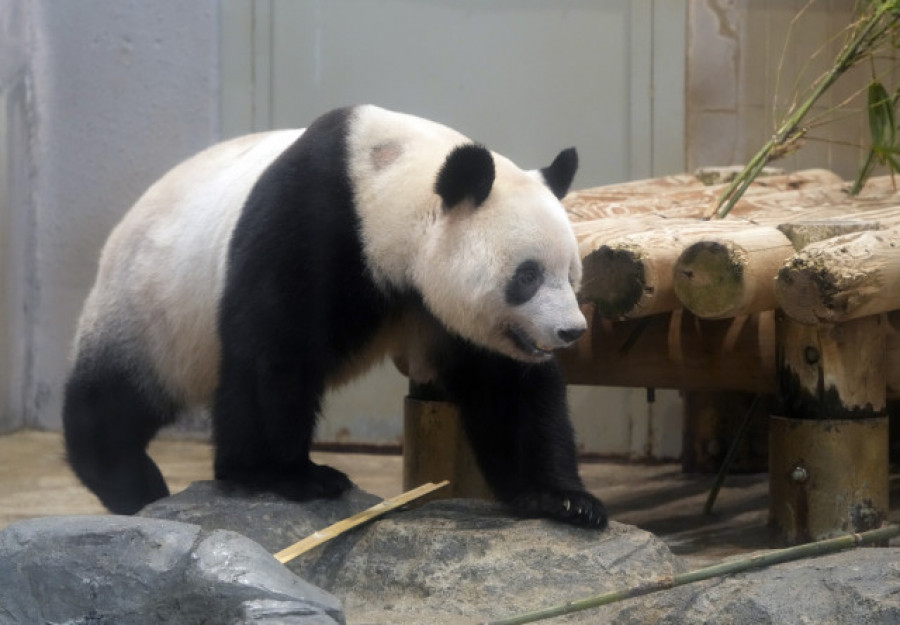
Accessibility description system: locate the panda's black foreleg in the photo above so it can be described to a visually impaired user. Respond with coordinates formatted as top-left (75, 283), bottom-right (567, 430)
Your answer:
top-left (437, 340), bottom-right (608, 530)
top-left (62, 351), bottom-right (174, 515)
top-left (212, 355), bottom-right (353, 501)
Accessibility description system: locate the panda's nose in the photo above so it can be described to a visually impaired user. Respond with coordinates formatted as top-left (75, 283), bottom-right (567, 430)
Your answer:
top-left (557, 327), bottom-right (586, 344)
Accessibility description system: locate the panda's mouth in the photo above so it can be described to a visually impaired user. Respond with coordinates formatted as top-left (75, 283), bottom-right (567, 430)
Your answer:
top-left (506, 325), bottom-right (554, 359)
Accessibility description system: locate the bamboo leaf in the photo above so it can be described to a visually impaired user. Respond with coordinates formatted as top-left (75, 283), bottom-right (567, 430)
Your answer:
top-left (868, 80), bottom-right (894, 149)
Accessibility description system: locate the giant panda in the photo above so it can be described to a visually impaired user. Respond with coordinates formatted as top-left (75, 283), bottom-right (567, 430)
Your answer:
top-left (62, 105), bottom-right (607, 529)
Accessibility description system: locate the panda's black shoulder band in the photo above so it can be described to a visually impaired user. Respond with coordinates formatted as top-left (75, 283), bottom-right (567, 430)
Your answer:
top-left (434, 143), bottom-right (495, 209)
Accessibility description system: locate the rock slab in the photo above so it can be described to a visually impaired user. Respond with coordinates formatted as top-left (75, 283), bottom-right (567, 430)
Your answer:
top-left (601, 546), bottom-right (900, 625)
top-left (0, 515), bottom-right (344, 625)
top-left (142, 485), bottom-right (681, 624)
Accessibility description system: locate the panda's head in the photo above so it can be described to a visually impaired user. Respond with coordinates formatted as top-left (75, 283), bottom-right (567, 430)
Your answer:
top-left (415, 143), bottom-right (586, 363)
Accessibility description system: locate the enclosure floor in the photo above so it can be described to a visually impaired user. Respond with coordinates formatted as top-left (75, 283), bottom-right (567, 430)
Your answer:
top-left (1, 430), bottom-right (897, 566)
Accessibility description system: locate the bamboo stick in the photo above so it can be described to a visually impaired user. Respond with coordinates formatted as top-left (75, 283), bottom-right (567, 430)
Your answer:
top-left (482, 525), bottom-right (900, 625)
top-left (273, 480), bottom-right (449, 564)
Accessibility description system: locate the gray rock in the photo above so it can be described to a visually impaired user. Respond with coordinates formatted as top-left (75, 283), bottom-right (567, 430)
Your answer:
top-left (601, 547), bottom-right (900, 625)
top-left (142, 487), bottom-right (681, 625)
top-left (140, 481), bottom-right (381, 554)
top-left (138, 482), bottom-right (900, 624)
top-left (0, 515), bottom-right (344, 625)
top-left (306, 499), bottom-right (681, 625)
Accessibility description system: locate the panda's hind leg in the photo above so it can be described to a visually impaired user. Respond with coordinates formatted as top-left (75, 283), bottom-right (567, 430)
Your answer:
top-left (62, 347), bottom-right (175, 514)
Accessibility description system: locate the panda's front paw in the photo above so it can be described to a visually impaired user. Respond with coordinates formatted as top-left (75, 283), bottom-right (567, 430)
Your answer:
top-left (513, 489), bottom-right (608, 530)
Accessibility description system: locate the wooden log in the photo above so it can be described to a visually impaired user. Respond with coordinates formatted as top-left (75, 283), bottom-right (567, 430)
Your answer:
top-left (775, 226), bottom-right (900, 324)
top-left (579, 219), bottom-right (754, 319)
top-left (673, 226), bottom-right (795, 319)
top-left (564, 169), bottom-right (841, 222)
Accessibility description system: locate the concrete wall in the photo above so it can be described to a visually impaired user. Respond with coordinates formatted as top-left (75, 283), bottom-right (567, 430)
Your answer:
top-left (1, 0), bottom-right (219, 431)
top-left (686, 0), bottom-right (869, 179)
top-left (0, 0), bottom-right (32, 433)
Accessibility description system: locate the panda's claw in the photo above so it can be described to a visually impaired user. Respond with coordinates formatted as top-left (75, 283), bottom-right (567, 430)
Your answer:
top-left (513, 489), bottom-right (608, 530)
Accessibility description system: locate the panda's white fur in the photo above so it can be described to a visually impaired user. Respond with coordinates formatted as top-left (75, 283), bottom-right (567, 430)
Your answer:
top-left (63, 105), bottom-right (606, 528)
top-left (347, 106), bottom-right (585, 363)
top-left (74, 130), bottom-right (302, 405)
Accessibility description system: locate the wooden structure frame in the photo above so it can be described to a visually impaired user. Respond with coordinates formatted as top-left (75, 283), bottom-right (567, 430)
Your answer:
top-left (559, 169), bottom-right (895, 542)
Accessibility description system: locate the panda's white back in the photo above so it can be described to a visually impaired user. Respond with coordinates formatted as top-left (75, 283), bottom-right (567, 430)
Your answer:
top-left (74, 129), bottom-right (303, 405)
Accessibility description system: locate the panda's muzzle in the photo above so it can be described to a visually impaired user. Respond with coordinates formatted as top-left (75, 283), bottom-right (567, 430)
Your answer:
top-left (506, 323), bottom-right (587, 360)
top-left (506, 325), bottom-right (556, 359)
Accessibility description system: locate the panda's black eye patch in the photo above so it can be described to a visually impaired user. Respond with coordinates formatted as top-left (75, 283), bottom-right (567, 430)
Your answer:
top-left (506, 260), bottom-right (544, 306)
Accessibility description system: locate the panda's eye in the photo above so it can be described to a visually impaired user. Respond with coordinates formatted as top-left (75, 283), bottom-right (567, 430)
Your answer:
top-left (506, 260), bottom-right (544, 306)
top-left (518, 267), bottom-right (539, 286)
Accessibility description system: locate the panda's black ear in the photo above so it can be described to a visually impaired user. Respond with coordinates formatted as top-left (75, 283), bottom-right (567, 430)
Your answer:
top-left (435, 144), bottom-right (495, 209)
top-left (541, 147), bottom-right (578, 199)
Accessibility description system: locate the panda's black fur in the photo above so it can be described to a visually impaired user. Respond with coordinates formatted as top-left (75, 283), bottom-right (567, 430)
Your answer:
top-left (63, 105), bottom-right (607, 529)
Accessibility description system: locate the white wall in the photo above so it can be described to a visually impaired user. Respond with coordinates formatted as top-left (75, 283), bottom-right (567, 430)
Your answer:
top-left (1, 0), bottom-right (219, 431)
top-left (0, 0), bottom-right (32, 433)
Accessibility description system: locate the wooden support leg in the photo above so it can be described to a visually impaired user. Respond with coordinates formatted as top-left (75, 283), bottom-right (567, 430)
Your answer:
top-left (402, 390), bottom-right (493, 500)
top-left (771, 314), bottom-right (889, 543)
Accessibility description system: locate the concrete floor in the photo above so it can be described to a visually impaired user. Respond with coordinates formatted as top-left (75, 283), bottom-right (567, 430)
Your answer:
top-left (1, 430), bottom-right (897, 566)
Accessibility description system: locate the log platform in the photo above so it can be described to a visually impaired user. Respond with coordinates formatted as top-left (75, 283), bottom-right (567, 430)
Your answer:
top-left (561, 169), bottom-right (899, 543)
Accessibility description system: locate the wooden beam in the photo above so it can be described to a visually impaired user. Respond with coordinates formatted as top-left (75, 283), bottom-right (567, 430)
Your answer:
top-left (559, 307), bottom-right (900, 399)
top-left (559, 309), bottom-right (777, 393)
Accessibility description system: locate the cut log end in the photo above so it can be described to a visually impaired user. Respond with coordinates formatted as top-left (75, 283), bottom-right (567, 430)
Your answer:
top-left (673, 241), bottom-right (744, 318)
top-left (580, 246), bottom-right (647, 318)
top-left (775, 260), bottom-right (844, 325)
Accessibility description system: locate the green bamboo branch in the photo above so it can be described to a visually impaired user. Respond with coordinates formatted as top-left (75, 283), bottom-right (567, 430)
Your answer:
top-left (482, 525), bottom-right (900, 625)
top-left (712, 1), bottom-right (900, 219)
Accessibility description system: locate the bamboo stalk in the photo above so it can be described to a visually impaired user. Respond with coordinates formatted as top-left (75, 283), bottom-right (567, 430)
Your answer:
top-left (482, 525), bottom-right (900, 625)
top-left (273, 480), bottom-right (450, 563)
top-left (713, 3), bottom-right (900, 219)
top-left (703, 393), bottom-right (762, 515)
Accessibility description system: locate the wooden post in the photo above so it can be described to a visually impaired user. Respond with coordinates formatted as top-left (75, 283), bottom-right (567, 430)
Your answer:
top-left (402, 394), bottom-right (493, 500)
top-left (681, 391), bottom-right (770, 474)
top-left (771, 313), bottom-right (889, 543)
